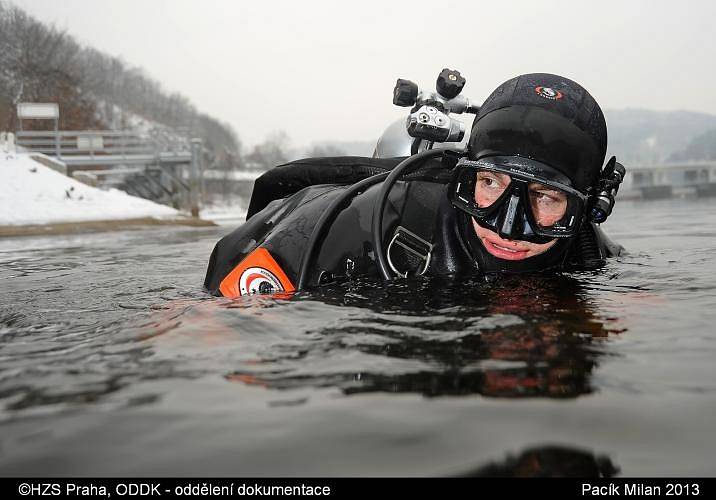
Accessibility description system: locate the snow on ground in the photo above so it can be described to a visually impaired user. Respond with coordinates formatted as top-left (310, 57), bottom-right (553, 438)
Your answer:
top-left (0, 149), bottom-right (180, 225)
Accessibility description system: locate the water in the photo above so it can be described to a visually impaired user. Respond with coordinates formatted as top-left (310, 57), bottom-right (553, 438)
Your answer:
top-left (1, 198), bottom-right (715, 477)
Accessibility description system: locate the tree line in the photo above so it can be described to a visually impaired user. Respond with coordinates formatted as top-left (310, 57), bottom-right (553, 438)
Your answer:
top-left (0, 1), bottom-right (253, 168)
top-left (0, 2), bottom-right (351, 170)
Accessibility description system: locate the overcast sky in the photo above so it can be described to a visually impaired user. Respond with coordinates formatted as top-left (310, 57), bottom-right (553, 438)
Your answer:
top-left (10, 0), bottom-right (716, 149)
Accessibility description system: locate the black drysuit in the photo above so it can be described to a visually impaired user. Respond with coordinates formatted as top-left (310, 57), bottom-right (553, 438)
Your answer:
top-left (204, 157), bottom-right (622, 297)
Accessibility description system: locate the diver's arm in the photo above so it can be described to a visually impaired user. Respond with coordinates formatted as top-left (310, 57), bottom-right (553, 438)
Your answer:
top-left (203, 197), bottom-right (288, 295)
top-left (204, 184), bottom-right (348, 296)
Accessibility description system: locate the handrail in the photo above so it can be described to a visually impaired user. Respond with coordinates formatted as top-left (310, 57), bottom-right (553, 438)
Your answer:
top-left (10, 128), bottom-right (203, 216)
top-left (14, 129), bottom-right (191, 164)
top-left (16, 130), bottom-right (151, 138)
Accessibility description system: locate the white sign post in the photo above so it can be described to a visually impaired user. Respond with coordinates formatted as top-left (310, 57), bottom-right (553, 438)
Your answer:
top-left (17, 103), bottom-right (59, 120)
top-left (17, 102), bottom-right (60, 157)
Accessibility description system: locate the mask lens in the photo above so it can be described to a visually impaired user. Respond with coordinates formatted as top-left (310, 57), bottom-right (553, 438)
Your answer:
top-left (475, 169), bottom-right (511, 208)
top-left (528, 183), bottom-right (569, 228)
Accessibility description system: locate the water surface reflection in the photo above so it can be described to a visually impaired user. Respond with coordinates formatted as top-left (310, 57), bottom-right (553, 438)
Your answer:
top-left (222, 275), bottom-right (623, 399)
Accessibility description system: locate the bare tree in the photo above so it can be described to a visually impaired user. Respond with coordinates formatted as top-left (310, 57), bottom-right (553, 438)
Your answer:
top-left (246, 131), bottom-right (291, 169)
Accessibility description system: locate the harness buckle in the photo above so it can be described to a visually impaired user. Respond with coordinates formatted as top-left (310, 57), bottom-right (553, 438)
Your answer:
top-left (387, 226), bottom-right (433, 278)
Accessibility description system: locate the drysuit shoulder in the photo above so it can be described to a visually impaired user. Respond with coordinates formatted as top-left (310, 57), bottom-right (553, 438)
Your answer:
top-left (246, 156), bottom-right (402, 219)
top-left (564, 222), bottom-right (624, 271)
top-left (594, 224), bottom-right (625, 257)
top-left (203, 184), bottom-right (340, 294)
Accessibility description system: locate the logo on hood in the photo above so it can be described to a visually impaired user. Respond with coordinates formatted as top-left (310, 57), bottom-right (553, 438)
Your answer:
top-left (535, 86), bottom-right (563, 100)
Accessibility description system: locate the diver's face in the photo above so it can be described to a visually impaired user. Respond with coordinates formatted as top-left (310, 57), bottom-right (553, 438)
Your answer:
top-left (472, 220), bottom-right (557, 260)
top-left (472, 170), bottom-right (560, 260)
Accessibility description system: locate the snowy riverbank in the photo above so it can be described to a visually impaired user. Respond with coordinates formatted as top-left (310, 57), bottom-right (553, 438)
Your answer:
top-left (1, 150), bottom-right (182, 226)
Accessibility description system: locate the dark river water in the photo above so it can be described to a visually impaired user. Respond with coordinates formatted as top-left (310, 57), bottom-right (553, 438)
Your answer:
top-left (1, 198), bottom-right (715, 477)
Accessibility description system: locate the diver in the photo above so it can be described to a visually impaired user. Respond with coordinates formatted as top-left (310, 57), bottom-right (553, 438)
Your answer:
top-left (204, 72), bottom-right (625, 298)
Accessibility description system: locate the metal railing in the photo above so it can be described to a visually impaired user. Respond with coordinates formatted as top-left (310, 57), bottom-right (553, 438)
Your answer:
top-left (13, 129), bottom-right (203, 215)
top-left (624, 161), bottom-right (716, 188)
top-left (15, 130), bottom-right (158, 159)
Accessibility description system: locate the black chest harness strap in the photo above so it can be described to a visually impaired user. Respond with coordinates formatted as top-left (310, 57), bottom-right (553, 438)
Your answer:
top-left (387, 181), bottom-right (444, 277)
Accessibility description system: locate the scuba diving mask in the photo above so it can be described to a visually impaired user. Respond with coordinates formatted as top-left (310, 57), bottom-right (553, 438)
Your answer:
top-left (448, 155), bottom-right (589, 244)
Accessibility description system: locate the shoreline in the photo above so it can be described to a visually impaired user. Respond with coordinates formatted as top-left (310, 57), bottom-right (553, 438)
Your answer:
top-left (0, 217), bottom-right (217, 238)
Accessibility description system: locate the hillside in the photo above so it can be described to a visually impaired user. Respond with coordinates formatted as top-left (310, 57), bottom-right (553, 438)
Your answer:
top-left (0, 1), bottom-right (239, 164)
top-left (668, 128), bottom-right (716, 162)
top-left (604, 109), bottom-right (716, 165)
top-left (3, 2), bottom-right (716, 173)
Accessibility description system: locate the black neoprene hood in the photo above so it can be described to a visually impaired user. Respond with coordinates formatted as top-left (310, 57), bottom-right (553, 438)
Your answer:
top-left (468, 73), bottom-right (608, 192)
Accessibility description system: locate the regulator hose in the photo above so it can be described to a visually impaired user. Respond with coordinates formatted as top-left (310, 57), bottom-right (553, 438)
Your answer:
top-left (371, 148), bottom-right (446, 281)
top-left (574, 223), bottom-right (604, 270)
top-left (297, 172), bottom-right (389, 290)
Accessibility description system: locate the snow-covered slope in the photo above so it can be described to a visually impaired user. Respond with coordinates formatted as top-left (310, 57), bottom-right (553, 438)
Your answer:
top-left (1, 149), bottom-right (179, 225)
